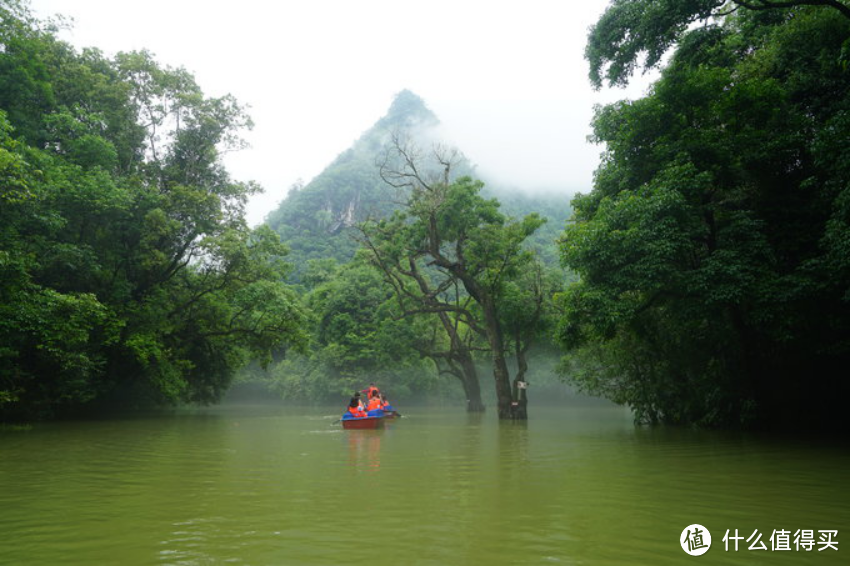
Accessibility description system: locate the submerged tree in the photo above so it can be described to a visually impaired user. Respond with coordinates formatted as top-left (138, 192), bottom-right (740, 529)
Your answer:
top-left (498, 260), bottom-right (561, 418)
top-left (360, 209), bottom-right (487, 413)
top-left (361, 136), bottom-right (545, 419)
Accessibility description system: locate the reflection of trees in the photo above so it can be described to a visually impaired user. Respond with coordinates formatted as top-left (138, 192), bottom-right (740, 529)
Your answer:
top-left (497, 421), bottom-right (530, 477)
top-left (346, 430), bottom-right (383, 471)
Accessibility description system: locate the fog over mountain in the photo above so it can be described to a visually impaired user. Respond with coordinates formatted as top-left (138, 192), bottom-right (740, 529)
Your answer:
top-left (265, 90), bottom-right (572, 279)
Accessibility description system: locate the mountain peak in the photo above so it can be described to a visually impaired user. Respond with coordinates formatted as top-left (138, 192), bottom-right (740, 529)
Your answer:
top-left (378, 89), bottom-right (438, 130)
top-left (265, 90), bottom-right (445, 276)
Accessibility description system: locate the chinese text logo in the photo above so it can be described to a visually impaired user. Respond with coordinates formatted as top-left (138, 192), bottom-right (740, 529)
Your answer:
top-left (681, 524), bottom-right (712, 556)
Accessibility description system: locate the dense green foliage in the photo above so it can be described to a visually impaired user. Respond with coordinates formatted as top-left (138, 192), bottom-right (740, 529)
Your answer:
top-left (0, 3), bottom-right (306, 419)
top-left (561, 4), bottom-right (850, 427)
top-left (586, 0), bottom-right (850, 88)
top-left (237, 259), bottom-right (440, 403)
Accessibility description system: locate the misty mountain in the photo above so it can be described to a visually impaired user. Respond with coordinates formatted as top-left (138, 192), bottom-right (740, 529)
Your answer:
top-left (265, 90), bottom-right (572, 278)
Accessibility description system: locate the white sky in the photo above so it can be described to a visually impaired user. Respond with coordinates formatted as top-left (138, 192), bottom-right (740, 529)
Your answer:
top-left (32, 0), bottom-right (655, 226)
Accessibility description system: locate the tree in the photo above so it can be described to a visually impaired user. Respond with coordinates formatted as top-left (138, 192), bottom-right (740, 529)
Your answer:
top-left (360, 214), bottom-right (488, 412)
top-left (363, 136), bottom-right (545, 419)
top-left (498, 260), bottom-right (562, 418)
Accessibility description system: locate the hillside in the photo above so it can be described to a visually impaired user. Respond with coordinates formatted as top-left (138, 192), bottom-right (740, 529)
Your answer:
top-left (265, 90), bottom-right (572, 278)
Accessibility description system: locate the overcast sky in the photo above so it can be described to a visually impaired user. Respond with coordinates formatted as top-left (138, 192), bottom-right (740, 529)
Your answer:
top-left (32, 0), bottom-right (655, 225)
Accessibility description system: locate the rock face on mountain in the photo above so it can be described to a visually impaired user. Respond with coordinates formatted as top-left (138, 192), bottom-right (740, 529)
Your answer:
top-left (265, 89), bottom-right (571, 279)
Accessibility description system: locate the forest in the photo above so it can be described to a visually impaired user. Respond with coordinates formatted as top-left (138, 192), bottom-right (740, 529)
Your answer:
top-left (1, 0), bottom-right (848, 429)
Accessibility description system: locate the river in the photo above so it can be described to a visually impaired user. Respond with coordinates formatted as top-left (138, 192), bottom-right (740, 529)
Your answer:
top-left (1, 404), bottom-right (847, 565)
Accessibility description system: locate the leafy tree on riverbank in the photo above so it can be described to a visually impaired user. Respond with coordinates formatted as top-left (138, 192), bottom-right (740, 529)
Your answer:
top-left (560, 4), bottom-right (850, 427)
top-left (0, 4), bottom-right (307, 419)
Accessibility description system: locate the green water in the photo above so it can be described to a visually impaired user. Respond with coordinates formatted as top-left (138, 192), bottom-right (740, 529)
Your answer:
top-left (1, 405), bottom-right (847, 565)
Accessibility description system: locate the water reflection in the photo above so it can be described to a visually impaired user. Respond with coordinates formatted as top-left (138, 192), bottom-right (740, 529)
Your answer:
top-left (498, 420), bottom-right (530, 464)
top-left (345, 429), bottom-right (383, 471)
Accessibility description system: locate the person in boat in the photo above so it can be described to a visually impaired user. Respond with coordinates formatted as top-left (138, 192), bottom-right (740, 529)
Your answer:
top-left (351, 391), bottom-right (365, 411)
top-left (366, 390), bottom-right (383, 412)
top-left (380, 393), bottom-right (393, 411)
top-left (345, 399), bottom-right (367, 418)
top-left (361, 383), bottom-right (380, 399)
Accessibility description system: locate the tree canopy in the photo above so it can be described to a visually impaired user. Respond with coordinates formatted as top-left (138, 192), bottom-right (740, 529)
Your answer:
top-left (587, 0), bottom-right (850, 88)
top-left (561, 5), bottom-right (850, 427)
top-left (0, 3), bottom-right (306, 419)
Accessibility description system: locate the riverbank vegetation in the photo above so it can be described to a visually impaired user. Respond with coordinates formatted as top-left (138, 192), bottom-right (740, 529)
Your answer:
top-left (0, 2), bottom-right (307, 420)
top-left (559, 1), bottom-right (850, 428)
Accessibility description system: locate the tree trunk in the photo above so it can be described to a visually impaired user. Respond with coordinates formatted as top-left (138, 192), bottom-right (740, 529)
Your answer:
top-left (436, 309), bottom-right (485, 413)
top-left (460, 354), bottom-right (485, 412)
top-left (479, 297), bottom-right (515, 419)
top-left (511, 335), bottom-right (529, 420)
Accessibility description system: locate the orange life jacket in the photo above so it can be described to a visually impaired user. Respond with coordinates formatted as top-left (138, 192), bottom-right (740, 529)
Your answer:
top-left (367, 397), bottom-right (382, 411)
top-left (347, 406), bottom-right (365, 417)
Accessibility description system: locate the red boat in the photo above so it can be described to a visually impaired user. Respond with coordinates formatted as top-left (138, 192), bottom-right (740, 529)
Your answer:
top-left (341, 416), bottom-right (384, 429)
